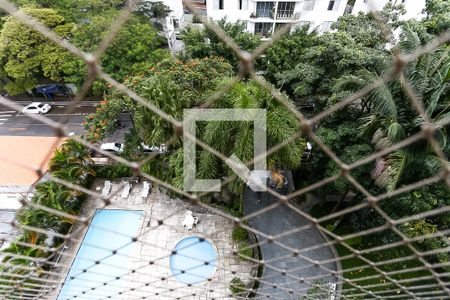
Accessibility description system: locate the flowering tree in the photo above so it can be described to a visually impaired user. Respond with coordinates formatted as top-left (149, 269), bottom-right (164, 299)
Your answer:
top-left (84, 57), bottom-right (234, 142)
top-left (83, 91), bottom-right (134, 142)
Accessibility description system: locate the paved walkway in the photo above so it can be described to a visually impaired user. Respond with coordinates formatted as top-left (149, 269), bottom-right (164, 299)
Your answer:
top-left (243, 172), bottom-right (339, 299)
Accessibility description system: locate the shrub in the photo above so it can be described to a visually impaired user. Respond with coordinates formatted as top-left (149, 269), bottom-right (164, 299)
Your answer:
top-left (300, 279), bottom-right (332, 299)
top-left (232, 227), bottom-right (248, 242)
top-left (230, 277), bottom-right (246, 295)
top-left (238, 241), bottom-right (253, 261)
top-left (94, 163), bottom-right (132, 179)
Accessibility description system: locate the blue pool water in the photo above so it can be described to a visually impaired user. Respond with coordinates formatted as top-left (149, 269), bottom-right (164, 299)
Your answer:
top-left (57, 210), bottom-right (143, 299)
top-left (170, 237), bottom-right (217, 284)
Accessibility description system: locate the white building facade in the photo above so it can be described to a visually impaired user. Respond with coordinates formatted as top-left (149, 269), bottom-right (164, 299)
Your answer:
top-left (204, 0), bottom-right (350, 37)
top-left (158, 0), bottom-right (428, 38)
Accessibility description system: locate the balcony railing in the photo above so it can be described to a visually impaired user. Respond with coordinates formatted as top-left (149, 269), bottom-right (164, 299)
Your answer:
top-left (276, 11), bottom-right (300, 20)
top-left (253, 11), bottom-right (274, 18)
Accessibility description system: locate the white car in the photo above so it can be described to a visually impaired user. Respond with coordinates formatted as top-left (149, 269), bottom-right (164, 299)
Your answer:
top-left (141, 143), bottom-right (168, 153)
top-left (100, 142), bottom-right (124, 154)
top-left (22, 102), bottom-right (52, 114)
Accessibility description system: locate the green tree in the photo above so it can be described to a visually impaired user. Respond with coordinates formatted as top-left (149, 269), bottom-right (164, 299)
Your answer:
top-left (49, 139), bottom-right (96, 184)
top-left (197, 80), bottom-right (306, 194)
top-left (334, 26), bottom-right (450, 191)
top-left (262, 27), bottom-right (317, 83)
top-left (9, 0), bottom-right (125, 22)
top-left (0, 7), bottom-right (75, 94)
top-left (66, 14), bottom-right (168, 93)
top-left (230, 277), bottom-right (246, 295)
top-left (423, 0), bottom-right (450, 35)
top-left (180, 19), bottom-right (261, 69)
top-left (85, 57), bottom-right (234, 142)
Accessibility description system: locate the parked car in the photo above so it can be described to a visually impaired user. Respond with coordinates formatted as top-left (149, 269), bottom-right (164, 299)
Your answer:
top-left (100, 142), bottom-right (124, 154)
top-left (141, 143), bottom-right (168, 153)
top-left (22, 102), bottom-right (52, 114)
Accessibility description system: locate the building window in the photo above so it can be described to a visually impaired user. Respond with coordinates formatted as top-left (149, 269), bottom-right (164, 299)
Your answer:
top-left (239, 0), bottom-right (248, 10)
top-left (303, 0), bottom-right (315, 11)
top-left (321, 21), bottom-right (333, 31)
top-left (256, 2), bottom-right (274, 18)
top-left (214, 0), bottom-right (224, 9)
top-left (172, 18), bottom-right (180, 29)
top-left (327, 0), bottom-right (340, 11)
top-left (254, 22), bottom-right (273, 37)
top-left (277, 2), bottom-right (296, 19)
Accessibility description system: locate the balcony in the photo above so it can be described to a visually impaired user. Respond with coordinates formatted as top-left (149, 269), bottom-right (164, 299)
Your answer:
top-left (250, 11), bottom-right (273, 20)
top-left (276, 11), bottom-right (300, 20)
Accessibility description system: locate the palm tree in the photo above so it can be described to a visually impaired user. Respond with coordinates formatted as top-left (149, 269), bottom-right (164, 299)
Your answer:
top-left (16, 182), bottom-right (80, 241)
top-left (197, 80), bottom-right (306, 194)
top-left (333, 26), bottom-right (449, 191)
top-left (49, 139), bottom-right (95, 185)
top-left (133, 76), bottom-right (192, 146)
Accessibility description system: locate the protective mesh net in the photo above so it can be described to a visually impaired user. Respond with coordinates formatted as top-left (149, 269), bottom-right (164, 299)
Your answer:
top-left (0, 0), bottom-right (450, 299)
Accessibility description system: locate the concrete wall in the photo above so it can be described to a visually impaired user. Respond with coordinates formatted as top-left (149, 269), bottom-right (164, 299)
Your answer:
top-left (299, 0), bottom-right (349, 32)
top-left (206, 0), bottom-right (252, 27)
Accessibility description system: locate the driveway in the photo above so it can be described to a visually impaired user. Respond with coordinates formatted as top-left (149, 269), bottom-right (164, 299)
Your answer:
top-left (243, 172), bottom-right (339, 299)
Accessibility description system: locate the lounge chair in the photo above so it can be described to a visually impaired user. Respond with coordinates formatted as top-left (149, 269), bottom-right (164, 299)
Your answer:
top-left (141, 181), bottom-right (151, 199)
top-left (101, 180), bottom-right (111, 198)
top-left (121, 182), bottom-right (131, 199)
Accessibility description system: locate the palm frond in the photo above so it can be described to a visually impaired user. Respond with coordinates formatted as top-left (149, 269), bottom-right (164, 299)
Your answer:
top-left (374, 150), bottom-right (408, 191)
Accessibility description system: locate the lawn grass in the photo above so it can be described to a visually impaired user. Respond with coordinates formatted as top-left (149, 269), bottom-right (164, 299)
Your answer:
top-left (308, 201), bottom-right (436, 298)
top-left (336, 244), bottom-right (434, 297)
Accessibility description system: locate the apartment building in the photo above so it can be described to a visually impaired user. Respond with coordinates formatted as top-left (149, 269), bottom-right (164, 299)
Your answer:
top-left (203, 0), bottom-right (351, 37)
top-left (156, 0), bottom-right (427, 40)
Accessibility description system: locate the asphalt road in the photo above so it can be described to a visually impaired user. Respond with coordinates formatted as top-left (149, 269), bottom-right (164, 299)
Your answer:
top-left (0, 102), bottom-right (96, 136)
top-left (243, 172), bottom-right (338, 299)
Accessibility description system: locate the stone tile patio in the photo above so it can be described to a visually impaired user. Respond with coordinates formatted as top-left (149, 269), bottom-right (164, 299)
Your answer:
top-left (53, 179), bottom-right (253, 300)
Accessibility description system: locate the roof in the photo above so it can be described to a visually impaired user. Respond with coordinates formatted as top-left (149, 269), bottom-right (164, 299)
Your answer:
top-left (0, 136), bottom-right (64, 185)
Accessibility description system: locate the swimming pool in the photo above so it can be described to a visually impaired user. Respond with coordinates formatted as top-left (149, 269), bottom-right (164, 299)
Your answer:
top-left (57, 210), bottom-right (143, 299)
top-left (170, 236), bottom-right (217, 284)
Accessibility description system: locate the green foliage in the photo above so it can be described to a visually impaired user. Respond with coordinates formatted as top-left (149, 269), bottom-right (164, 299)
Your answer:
top-left (238, 241), bottom-right (253, 261)
top-left (9, 0), bottom-right (124, 23)
top-left (0, 3), bottom-right (168, 95)
top-left (94, 163), bottom-right (132, 179)
top-left (423, 0), bottom-right (450, 35)
top-left (197, 81), bottom-right (306, 194)
top-left (230, 277), bottom-right (246, 295)
top-left (0, 7), bottom-right (76, 94)
top-left (69, 14), bottom-right (168, 93)
top-left (232, 227), bottom-right (248, 242)
top-left (301, 279), bottom-right (332, 299)
top-left (84, 95), bottom-right (133, 142)
top-left (49, 139), bottom-right (95, 185)
top-left (262, 27), bottom-right (317, 82)
top-left (0, 139), bottom-right (93, 292)
top-left (400, 219), bottom-right (450, 265)
top-left (181, 19), bottom-right (261, 69)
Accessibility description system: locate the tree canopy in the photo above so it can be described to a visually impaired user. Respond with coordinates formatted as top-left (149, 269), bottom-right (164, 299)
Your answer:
top-left (0, 2), bottom-right (169, 95)
top-left (0, 7), bottom-right (75, 94)
top-left (180, 19), bottom-right (261, 69)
